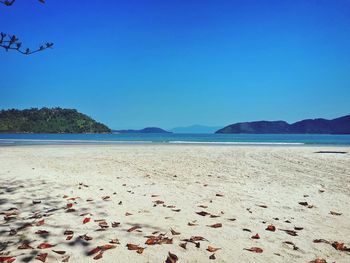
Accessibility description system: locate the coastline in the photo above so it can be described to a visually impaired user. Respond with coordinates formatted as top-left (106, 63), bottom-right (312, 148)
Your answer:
top-left (1, 145), bottom-right (349, 262)
top-left (1, 133), bottom-right (350, 147)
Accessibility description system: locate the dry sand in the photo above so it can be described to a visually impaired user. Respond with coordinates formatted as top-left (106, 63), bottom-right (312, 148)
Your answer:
top-left (0, 145), bottom-right (350, 263)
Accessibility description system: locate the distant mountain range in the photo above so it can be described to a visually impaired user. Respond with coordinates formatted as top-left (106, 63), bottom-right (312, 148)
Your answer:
top-left (114, 127), bottom-right (172, 134)
top-left (216, 115), bottom-right (350, 134)
top-left (170, 125), bottom-right (221, 134)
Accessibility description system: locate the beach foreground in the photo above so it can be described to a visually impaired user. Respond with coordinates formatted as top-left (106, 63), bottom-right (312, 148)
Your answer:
top-left (0, 145), bottom-right (349, 263)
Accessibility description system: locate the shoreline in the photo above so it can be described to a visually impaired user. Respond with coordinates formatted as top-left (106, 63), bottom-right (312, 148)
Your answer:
top-left (1, 138), bottom-right (350, 148)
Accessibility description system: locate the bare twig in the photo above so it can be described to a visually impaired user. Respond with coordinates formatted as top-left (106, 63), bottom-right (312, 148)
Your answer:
top-left (0, 32), bottom-right (53, 55)
top-left (0, 0), bottom-right (45, 6)
top-left (0, 0), bottom-right (53, 55)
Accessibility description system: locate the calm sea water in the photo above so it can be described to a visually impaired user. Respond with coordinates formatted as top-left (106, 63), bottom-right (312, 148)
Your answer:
top-left (0, 133), bottom-right (350, 146)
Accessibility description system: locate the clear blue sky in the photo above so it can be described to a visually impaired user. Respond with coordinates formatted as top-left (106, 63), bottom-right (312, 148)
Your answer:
top-left (1, 0), bottom-right (349, 129)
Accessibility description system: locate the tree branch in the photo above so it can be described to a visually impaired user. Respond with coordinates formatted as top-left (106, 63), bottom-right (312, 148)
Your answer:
top-left (1, 0), bottom-right (53, 55)
top-left (0, 32), bottom-right (53, 55)
top-left (0, 0), bottom-right (45, 6)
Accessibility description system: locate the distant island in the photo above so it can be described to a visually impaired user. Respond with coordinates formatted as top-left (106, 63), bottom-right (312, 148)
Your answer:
top-left (114, 127), bottom-right (172, 134)
top-left (170, 125), bottom-right (221, 134)
top-left (216, 115), bottom-right (350, 134)
top-left (0, 108), bottom-right (111, 133)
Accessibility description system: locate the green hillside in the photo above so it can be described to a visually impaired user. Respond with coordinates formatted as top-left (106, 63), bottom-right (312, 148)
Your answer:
top-left (0, 107), bottom-right (111, 133)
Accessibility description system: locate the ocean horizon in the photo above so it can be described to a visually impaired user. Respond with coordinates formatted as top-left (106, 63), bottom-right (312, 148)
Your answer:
top-left (1, 133), bottom-right (350, 146)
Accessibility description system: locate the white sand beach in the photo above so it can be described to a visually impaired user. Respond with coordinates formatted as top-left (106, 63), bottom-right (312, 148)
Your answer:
top-left (0, 145), bottom-right (350, 263)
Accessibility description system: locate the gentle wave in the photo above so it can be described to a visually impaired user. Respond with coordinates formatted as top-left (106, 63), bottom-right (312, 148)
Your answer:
top-left (168, 141), bottom-right (305, 145)
top-left (0, 138), bottom-right (305, 146)
top-left (0, 139), bottom-right (153, 144)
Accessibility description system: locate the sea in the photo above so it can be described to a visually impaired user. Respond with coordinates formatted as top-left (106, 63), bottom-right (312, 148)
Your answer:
top-left (0, 133), bottom-right (350, 146)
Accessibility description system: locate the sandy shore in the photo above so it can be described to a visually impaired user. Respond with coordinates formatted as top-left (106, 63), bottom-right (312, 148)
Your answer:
top-left (0, 145), bottom-right (350, 263)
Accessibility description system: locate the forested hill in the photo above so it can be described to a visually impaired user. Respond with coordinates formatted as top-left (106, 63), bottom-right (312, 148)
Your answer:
top-left (0, 108), bottom-right (111, 133)
top-left (216, 115), bottom-right (350, 134)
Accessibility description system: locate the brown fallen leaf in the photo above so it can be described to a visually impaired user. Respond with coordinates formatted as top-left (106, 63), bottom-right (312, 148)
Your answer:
top-left (207, 245), bottom-right (221, 252)
top-left (279, 229), bottom-right (298, 236)
top-left (88, 247), bottom-right (101, 256)
top-left (62, 255), bottom-right (70, 262)
top-left (165, 252), bottom-right (178, 263)
top-left (35, 230), bottom-right (49, 235)
top-left (52, 250), bottom-right (66, 255)
top-left (35, 253), bottom-right (48, 262)
top-left (207, 223), bottom-right (222, 228)
top-left (64, 230), bottom-right (74, 235)
top-left (99, 244), bottom-right (116, 251)
top-left (216, 193), bottom-right (224, 197)
top-left (67, 197), bottom-right (79, 201)
top-left (170, 228), bottom-right (180, 235)
top-left (196, 211), bottom-right (210, 216)
top-left (66, 235), bottom-right (73, 241)
top-left (127, 226), bottom-right (141, 232)
top-left (102, 196), bottom-right (110, 200)
top-left (330, 211), bottom-right (342, 216)
top-left (209, 254), bottom-right (216, 260)
top-left (210, 214), bottom-right (220, 218)
top-left (83, 217), bottom-right (91, 224)
top-left (266, 225), bottom-right (276, 232)
top-left (251, 233), bottom-right (260, 239)
top-left (109, 239), bottom-right (120, 244)
top-left (309, 259), bottom-right (327, 263)
top-left (154, 200), bottom-right (164, 205)
top-left (37, 243), bottom-right (54, 249)
top-left (151, 194), bottom-right (159, 197)
top-left (188, 222), bottom-right (198, 226)
top-left (283, 241), bottom-right (299, 250)
top-left (18, 243), bottom-right (33, 249)
top-left (179, 242), bottom-right (187, 249)
top-left (111, 222), bottom-right (120, 228)
top-left (79, 234), bottom-right (93, 241)
top-left (36, 219), bottom-right (45, 226)
top-left (0, 256), bottom-right (16, 263)
top-left (126, 244), bottom-right (144, 254)
top-left (331, 241), bottom-right (350, 251)
top-left (145, 235), bottom-right (173, 245)
top-left (191, 236), bottom-right (207, 241)
top-left (125, 212), bottom-right (132, 216)
top-left (93, 252), bottom-right (103, 260)
top-left (244, 247), bottom-right (263, 253)
top-left (313, 239), bottom-right (330, 244)
top-left (298, 201), bottom-right (308, 206)
top-left (98, 221), bottom-right (109, 229)
top-left (82, 214), bottom-right (93, 217)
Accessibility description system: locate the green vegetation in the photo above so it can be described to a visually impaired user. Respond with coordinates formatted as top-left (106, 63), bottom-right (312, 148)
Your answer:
top-left (0, 107), bottom-right (111, 133)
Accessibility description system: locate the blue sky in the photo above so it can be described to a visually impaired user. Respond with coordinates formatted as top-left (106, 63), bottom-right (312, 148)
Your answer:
top-left (1, 0), bottom-right (350, 129)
